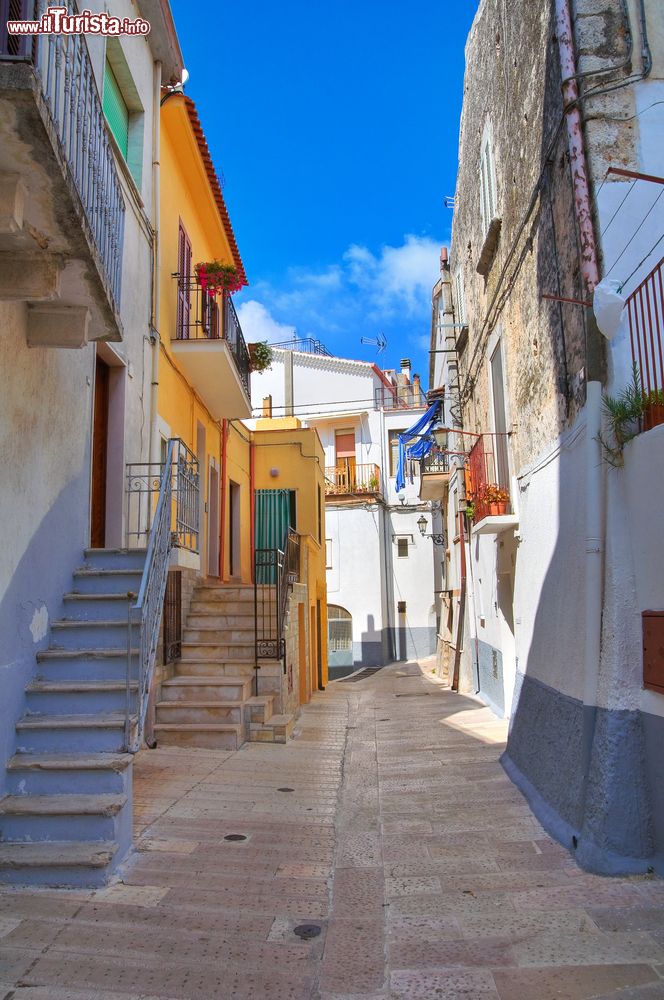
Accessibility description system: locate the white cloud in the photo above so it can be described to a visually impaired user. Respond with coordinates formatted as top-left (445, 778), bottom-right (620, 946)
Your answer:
top-left (236, 300), bottom-right (296, 345)
top-left (345, 234), bottom-right (442, 316)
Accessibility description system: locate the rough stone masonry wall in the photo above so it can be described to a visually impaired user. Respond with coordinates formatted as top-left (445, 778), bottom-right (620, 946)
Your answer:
top-left (282, 581), bottom-right (308, 719)
top-left (452, 0), bottom-right (587, 473)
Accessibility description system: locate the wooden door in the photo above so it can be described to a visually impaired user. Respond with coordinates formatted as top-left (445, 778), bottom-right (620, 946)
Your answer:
top-left (91, 357), bottom-right (109, 548)
top-left (335, 429), bottom-right (356, 490)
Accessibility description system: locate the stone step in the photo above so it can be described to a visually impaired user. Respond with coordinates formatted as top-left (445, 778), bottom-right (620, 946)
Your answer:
top-left (62, 593), bottom-right (135, 620)
top-left (71, 568), bottom-right (144, 595)
top-left (183, 626), bottom-right (255, 646)
top-left (179, 642), bottom-right (254, 661)
top-left (248, 713), bottom-right (296, 745)
top-left (185, 617), bottom-right (256, 636)
top-left (15, 713), bottom-right (132, 753)
top-left (153, 723), bottom-right (244, 751)
top-left (188, 604), bottom-right (256, 622)
top-left (82, 548), bottom-right (146, 571)
top-left (172, 659), bottom-right (282, 678)
top-left (193, 586), bottom-right (257, 602)
top-left (0, 793), bottom-right (126, 841)
top-left (0, 841), bottom-right (119, 888)
top-left (245, 695), bottom-right (275, 725)
top-left (161, 676), bottom-right (252, 702)
top-left (155, 702), bottom-right (243, 725)
top-left (6, 752), bottom-right (132, 795)
top-left (36, 648), bottom-right (139, 683)
top-left (26, 680), bottom-right (138, 716)
top-left (50, 620), bottom-right (129, 650)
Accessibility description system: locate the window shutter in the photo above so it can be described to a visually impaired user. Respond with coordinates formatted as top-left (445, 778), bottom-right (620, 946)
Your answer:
top-left (103, 61), bottom-right (129, 159)
top-left (177, 222), bottom-right (192, 339)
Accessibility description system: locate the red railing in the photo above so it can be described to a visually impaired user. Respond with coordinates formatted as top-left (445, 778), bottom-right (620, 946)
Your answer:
top-left (466, 435), bottom-right (511, 522)
top-left (628, 257), bottom-right (664, 431)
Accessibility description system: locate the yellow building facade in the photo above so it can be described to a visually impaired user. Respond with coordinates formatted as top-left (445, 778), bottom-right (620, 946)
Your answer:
top-left (154, 94), bottom-right (327, 724)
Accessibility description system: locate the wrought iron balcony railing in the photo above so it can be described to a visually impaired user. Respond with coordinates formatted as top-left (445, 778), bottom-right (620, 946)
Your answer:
top-left (420, 448), bottom-right (450, 476)
top-left (272, 336), bottom-right (332, 356)
top-left (1, 0), bottom-right (125, 311)
top-left (466, 434), bottom-right (511, 523)
top-left (628, 256), bottom-right (664, 432)
top-left (173, 275), bottom-right (251, 396)
top-left (325, 463), bottom-right (381, 496)
top-left (374, 386), bottom-right (427, 410)
top-left (125, 439), bottom-right (199, 552)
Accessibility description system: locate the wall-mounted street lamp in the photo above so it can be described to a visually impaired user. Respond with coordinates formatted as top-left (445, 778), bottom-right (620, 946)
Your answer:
top-left (417, 515), bottom-right (445, 546)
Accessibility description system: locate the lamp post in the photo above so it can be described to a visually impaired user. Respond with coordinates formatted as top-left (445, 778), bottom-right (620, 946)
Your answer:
top-left (417, 515), bottom-right (445, 546)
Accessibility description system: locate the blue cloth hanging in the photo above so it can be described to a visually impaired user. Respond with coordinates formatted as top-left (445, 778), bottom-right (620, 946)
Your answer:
top-left (395, 400), bottom-right (441, 492)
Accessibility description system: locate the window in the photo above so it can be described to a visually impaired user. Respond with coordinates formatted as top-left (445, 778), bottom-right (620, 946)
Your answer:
top-left (328, 605), bottom-right (352, 652)
top-left (102, 46), bottom-right (144, 187)
top-left (455, 270), bottom-right (467, 327)
top-left (397, 537), bottom-right (409, 558)
top-left (490, 342), bottom-right (509, 487)
top-left (176, 221), bottom-right (192, 339)
top-left (479, 124), bottom-right (498, 239)
top-left (103, 61), bottom-right (129, 158)
top-left (325, 539), bottom-right (333, 569)
top-left (389, 430), bottom-right (403, 477)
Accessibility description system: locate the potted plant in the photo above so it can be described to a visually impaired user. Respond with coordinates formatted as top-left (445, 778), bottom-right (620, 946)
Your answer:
top-left (643, 388), bottom-right (664, 432)
top-left (464, 501), bottom-right (475, 522)
top-left (481, 484), bottom-right (510, 516)
top-left (194, 260), bottom-right (245, 296)
top-left (248, 341), bottom-right (273, 373)
top-left (367, 472), bottom-right (379, 491)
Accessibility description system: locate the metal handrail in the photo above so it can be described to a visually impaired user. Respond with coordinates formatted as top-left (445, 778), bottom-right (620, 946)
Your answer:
top-left (0, 0), bottom-right (125, 310)
top-left (124, 440), bottom-right (175, 751)
top-left (125, 439), bottom-right (199, 552)
top-left (253, 530), bottom-right (300, 696)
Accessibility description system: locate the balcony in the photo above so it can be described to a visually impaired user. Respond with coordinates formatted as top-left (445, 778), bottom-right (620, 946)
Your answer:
top-left (466, 434), bottom-right (517, 535)
top-left (0, 0), bottom-right (124, 345)
top-left (419, 448), bottom-right (451, 501)
top-left (628, 256), bottom-right (664, 433)
top-left (325, 463), bottom-right (381, 498)
top-left (171, 276), bottom-right (251, 420)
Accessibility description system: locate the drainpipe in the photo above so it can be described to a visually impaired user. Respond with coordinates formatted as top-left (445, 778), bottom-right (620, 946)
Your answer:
top-left (250, 438), bottom-right (256, 584)
top-left (555, 0), bottom-right (599, 294)
top-left (148, 60), bottom-right (162, 471)
top-left (556, 2), bottom-right (604, 768)
top-left (220, 419), bottom-right (228, 581)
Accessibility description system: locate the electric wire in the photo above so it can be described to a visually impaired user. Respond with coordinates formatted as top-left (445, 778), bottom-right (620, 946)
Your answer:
top-left (605, 189), bottom-right (664, 278)
top-left (600, 180), bottom-right (637, 239)
top-left (618, 232), bottom-right (664, 292)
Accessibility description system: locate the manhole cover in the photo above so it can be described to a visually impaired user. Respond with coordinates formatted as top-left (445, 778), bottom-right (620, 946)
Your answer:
top-left (293, 923), bottom-right (322, 940)
top-left (277, 787), bottom-right (294, 793)
top-left (224, 834), bottom-right (247, 842)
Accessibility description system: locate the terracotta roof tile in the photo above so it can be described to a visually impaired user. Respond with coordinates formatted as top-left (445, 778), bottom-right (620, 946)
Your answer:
top-left (182, 95), bottom-right (247, 286)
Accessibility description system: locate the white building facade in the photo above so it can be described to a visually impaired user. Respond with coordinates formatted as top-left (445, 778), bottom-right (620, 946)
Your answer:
top-left (431, 0), bottom-right (664, 875)
top-left (251, 347), bottom-right (440, 677)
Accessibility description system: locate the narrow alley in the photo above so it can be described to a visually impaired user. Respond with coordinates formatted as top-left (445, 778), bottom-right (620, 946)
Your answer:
top-left (2, 661), bottom-right (664, 1000)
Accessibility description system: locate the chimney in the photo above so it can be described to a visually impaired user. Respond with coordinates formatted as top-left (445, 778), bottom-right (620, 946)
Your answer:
top-left (440, 247), bottom-right (449, 272)
top-left (400, 358), bottom-right (411, 382)
top-left (262, 395), bottom-right (272, 418)
top-left (413, 374), bottom-right (421, 403)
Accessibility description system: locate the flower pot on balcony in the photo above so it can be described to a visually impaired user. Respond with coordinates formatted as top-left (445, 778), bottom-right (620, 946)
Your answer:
top-left (194, 260), bottom-right (245, 296)
top-left (488, 501), bottom-right (508, 516)
top-left (643, 402), bottom-right (664, 432)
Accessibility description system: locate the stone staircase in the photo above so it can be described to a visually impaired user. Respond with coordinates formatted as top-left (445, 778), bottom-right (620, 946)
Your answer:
top-left (0, 548), bottom-right (145, 888)
top-left (154, 582), bottom-right (296, 749)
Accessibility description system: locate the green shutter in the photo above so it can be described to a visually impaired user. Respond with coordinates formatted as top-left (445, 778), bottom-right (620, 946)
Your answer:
top-left (255, 490), bottom-right (291, 551)
top-left (103, 61), bottom-right (129, 159)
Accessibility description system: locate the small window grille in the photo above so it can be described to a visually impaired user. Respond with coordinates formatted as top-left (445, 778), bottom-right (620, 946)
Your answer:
top-left (397, 538), bottom-right (409, 558)
top-left (163, 570), bottom-right (182, 664)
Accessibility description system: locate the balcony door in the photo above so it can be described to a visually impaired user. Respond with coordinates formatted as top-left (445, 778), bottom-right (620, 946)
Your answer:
top-left (335, 429), bottom-right (356, 491)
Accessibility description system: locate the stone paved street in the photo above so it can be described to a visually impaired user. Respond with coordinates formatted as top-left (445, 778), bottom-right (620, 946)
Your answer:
top-left (2, 659), bottom-right (664, 999)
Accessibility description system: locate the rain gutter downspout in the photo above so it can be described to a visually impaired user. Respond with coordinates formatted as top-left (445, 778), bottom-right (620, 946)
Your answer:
top-left (148, 60), bottom-right (162, 472)
top-left (556, 0), bottom-right (603, 767)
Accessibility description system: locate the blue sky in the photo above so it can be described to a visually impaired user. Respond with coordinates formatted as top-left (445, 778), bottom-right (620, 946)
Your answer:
top-left (170, 0), bottom-right (478, 384)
